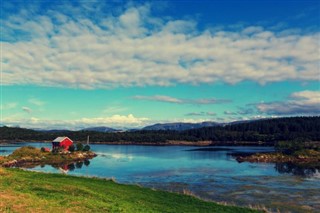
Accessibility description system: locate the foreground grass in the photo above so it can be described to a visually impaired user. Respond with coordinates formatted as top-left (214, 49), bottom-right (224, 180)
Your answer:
top-left (0, 168), bottom-right (260, 213)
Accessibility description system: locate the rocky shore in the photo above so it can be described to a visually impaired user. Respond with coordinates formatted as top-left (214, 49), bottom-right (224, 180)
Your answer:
top-left (236, 149), bottom-right (320, 165)
top-left (0, 146), bottom-right (97, 168)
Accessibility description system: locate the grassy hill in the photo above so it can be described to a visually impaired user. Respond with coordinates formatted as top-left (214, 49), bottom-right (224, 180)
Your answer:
top-left (0, 168), bottom-right (260, 213)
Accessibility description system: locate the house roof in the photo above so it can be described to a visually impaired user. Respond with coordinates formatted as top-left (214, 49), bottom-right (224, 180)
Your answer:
top-left (53, 137), bottom-right (73, 143)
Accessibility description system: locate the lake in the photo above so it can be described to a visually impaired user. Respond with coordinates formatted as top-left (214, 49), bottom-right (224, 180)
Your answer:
top-left (1, 143), bottom-right (319, 212)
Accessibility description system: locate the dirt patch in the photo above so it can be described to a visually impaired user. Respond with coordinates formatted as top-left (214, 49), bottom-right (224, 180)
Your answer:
top-left (0, 167), bottom-right (9, 176)
top-left (0, 191), bottom-right (30, 212)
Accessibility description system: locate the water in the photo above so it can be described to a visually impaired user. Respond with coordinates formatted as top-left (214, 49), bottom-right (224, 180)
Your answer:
top-left (1, 143), bottom-right (319, 212)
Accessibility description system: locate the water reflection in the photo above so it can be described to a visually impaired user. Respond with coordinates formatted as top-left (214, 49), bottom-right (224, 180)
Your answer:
top-left (51, 159), bottom-right (91, 174)
top-left (275, 162), bottom-right (320, 177)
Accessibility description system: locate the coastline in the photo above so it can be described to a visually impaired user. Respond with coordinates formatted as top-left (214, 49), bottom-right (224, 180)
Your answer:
top-left (0, 146), bottom-right (97, 168)
top-left (0, 140), bottom-right (273, 146)
top-left (236, 150), bottom-right (320, 165)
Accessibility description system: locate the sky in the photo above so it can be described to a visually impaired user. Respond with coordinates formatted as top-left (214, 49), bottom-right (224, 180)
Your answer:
top-left (1, 0), bottom-right (319, 130)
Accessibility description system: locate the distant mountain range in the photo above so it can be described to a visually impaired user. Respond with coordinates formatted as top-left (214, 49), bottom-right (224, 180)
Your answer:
top-left (30, 120), bottom-right (253, 132)
top-left (81, 126), bottom-right (119, 133)
top-left (2, 116), bottom-right (319, 144)
top-left (142, 122), bottom-right (221, 131)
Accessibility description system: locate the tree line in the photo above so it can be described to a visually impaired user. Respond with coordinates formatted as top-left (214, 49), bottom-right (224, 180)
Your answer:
top-left (1, 116), bottom-right (319, 145)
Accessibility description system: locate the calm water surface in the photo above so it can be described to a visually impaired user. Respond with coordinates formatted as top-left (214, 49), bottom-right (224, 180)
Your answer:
top-left (1, 143), bottom-right (319, 212)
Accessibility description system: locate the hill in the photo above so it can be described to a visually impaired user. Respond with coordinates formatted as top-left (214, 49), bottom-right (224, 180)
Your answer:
top-left (81, 126), bottom-right (118, 132)
top-left (143, 122), bottom-right (220, 131)
top-left (1, 116), bottom-right (319, 145)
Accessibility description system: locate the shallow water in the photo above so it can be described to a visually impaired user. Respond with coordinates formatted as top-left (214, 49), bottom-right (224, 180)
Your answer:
top-left (1, 143), bottom-right (319, 212)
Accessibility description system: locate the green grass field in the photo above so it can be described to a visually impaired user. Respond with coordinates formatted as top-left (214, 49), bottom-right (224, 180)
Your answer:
top-left (0, 168), bottom-right (260, 213)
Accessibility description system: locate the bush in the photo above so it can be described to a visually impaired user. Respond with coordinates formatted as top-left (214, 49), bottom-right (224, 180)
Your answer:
top-left (83, 145), bottom-right (90, 151)
top-left (10, 146), bottom-right (42, 158)
top-left (76, 143), bottom-right (84, 151)
top-left (84, 159), bottom-right (90, 166)
top-left (76, 161), bottom-right (83, 168)
top-left (52, 147), bottom-right (64, 154)
top-left (275, 139), bottom-right (306, 154)
top-left (68, 145), bottom-right (75, 152)
top-left (68, 163), bottom-right (75, 171)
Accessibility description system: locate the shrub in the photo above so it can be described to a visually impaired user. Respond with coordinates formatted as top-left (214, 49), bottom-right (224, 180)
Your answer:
top-left (83, 145), bottom-right (90, 151)
top-left (84, 159), bottom-right (90, 166)
top-left (10, 146), bottom-right (42, 158)
top-left (52, 147), bottom-right (64, 155)
top-left (275, 139), bottom-right (306, 154)
top-left (76, 161), bottom-right (83, 168)
top-left (68, 163), bottom-right (75, 171)
top-left (76, 143), bottom-right (84, 151)
top-left (68, 145), bottom-right (75, 152)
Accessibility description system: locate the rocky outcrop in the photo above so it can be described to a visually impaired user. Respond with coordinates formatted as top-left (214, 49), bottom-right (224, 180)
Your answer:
top-left (1, 151), bottom-right (97, 168)
top-left (236, 151), bottom-right (320, 165)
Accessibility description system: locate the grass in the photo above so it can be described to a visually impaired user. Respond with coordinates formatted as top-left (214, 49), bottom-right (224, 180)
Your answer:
top-left (0, 168), bottom-right (261, 213)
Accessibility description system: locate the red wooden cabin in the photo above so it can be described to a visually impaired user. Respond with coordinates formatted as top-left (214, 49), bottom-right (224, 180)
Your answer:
top-left (52, 137), bottom-right (73, 150)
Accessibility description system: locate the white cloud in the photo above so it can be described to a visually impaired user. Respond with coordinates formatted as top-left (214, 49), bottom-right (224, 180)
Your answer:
top-left (133, 95), bottom-right (230, 104)
top-left (0, 102), bottom-right (17, 110)
top-left (237, 107), bottom-right (255, 115)
top-left (2, 114), bottom-right (149, 130)
top-left (102, 106), bottom-right (128, 114)
top-left (133, 95), bottom-right (182, 103)
top-left (224, 110), bottom-right (237, 115)
top-left (257, 90), bottom-right (320, 115)
top-left (28, 98), bottom-right (45, 106)
top-left (22, 106), bottom-right (32, 114)
top-left (1, 3), bottom-right (319, 89)
top-left (185, 112), bottom-right (217, 116)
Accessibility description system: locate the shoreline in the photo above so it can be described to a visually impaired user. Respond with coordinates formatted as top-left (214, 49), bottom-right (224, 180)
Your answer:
top-left (0, 146), bottom-right (97, 168)
top-left (236, 150), bottom-right (320, 165)
top-left (0, 140), bottom-right (274, 146)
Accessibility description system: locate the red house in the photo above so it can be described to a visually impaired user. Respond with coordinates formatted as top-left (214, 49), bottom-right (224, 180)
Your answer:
top-left (52, 137), bottom-right (73, 151)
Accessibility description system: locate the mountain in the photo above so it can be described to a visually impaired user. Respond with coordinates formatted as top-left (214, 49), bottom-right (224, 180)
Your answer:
top-left (81, 126), bottom-right (118, 133)
top-left (1, 116), bottom-right (319, 143)
top-left (33, 129), bottom-right (71, 133)
top-left (142, 122), bottom-right (221, 131)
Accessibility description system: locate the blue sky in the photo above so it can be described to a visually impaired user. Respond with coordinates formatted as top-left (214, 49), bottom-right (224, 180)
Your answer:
top-left (1, 0), bottom-right (319, 129)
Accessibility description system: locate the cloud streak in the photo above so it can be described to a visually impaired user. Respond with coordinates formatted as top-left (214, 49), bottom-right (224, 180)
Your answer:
top-left (133, 95), bottom-right (231, 105)
top-left (1, 2), bottom-right (319, 89)
top-left (224, 110), bottom-right (237, 115)
top-left (1, 102), bottom-right (17, 110)
top-left (185, 112), bottom-right (217, 116)
top-left (28, 98), bottom-right (45, 106)
top-left (257, 90), bottom-right (320, 115)
top-left (22, 106), bottom-right (32, 114)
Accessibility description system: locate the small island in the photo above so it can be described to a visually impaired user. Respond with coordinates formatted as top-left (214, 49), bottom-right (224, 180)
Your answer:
top-left (0, 146), bottom-right (97, 168)
top-left (236, 141), bottom-right (320, 166)
top-left (0, 137), bottom-right (97, 168)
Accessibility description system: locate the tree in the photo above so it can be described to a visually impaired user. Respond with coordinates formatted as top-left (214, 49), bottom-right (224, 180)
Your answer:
top-left (68, 144), bottom-right (75, 152)
top-left (76, 143), bottom-right (84, 151)
top-left (84, 159), bottom-right (90, 166)
top-left (83, 145), bottom-right (90, 151)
